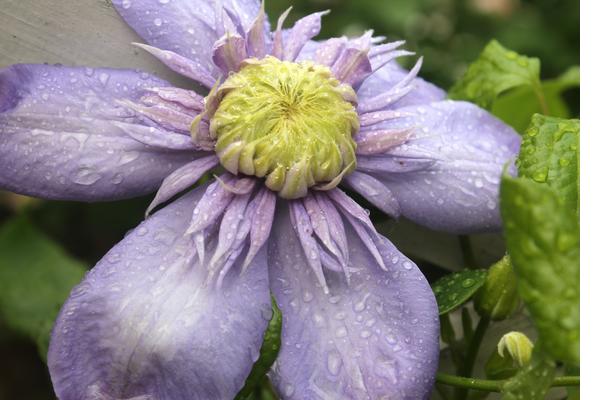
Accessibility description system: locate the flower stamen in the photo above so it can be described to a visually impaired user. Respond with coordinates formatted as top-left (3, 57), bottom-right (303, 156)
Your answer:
top-left (199, 56), bottom-right (360, 199)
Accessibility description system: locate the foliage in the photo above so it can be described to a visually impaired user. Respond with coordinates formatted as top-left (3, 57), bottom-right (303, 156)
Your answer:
top-left (0, 216), bottom-right (86, 360)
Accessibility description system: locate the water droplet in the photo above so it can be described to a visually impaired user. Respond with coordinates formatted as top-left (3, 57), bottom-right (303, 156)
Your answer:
top-left (118, 151), bottom-right (140, 165)
top-left (462, 278), bottom-right (475, 288)
top-left (335, 326), bottom-right (348, 338)
top-left (374, 357), bottom-right (398, 384)
top-left (353, 294), bottom-right (369, 312)
top-left (111, 173), bottom-right (124, 185)
top-left (260, 307), bottom-right (273, 321)
top-left (107, 252), bottom-right (121, 263)
top-left (334, 311), bottom-right (346, 320)
top-left (72, 168), bottom-right (101, 185)
top-left (158, 0), bottom-right (169, 3)
top-left (122, 0), bottom-right (131, 9)
top-left (360, 330), bottom-right (372, 338)
top-left (402, 261), bottom-right (413, 270)
top-left (137, 227), bottom-right (148, 236)
top-left (154, 18), bottom-right (163, 27)
top-left (303, 291), bottom-right (313, 302)
top-left (532, 169), bottom-right (548, 183)
top-left (474, 179), bottom-right (483, 188)
top-left (327, 350), bottom-right (342, 375)
top-left (99, 73), bottom-right (109, 86)
top-left (283, 384), bottom-right (295, 396)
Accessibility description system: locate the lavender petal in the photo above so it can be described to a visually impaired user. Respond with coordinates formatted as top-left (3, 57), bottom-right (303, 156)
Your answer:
top-left (48, 186), bottom-right (271, 400)
top-left (0, 64), bottom-right (198, 201)
top-left (268, 201), bottom-right (439, 399)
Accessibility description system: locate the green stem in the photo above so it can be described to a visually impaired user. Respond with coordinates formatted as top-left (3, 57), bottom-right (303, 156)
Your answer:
top-left (436, 373), bottom-right (580, 392)
top-left (454, 317), bottom-right (490, 400)
top-left (458, 235), bottom-right (477, 269)
top-left (533, 83), bottom-right (550, 115)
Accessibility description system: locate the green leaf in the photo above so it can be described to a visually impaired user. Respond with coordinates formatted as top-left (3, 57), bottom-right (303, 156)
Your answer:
top-left (449, 40), bottom-right (541, 110)
top-left (235, 298), bottom-right (282, 400)
top-left (517, 114), bottom-right (580, 215)
top-left (0, 216), bottom-right (86, 360)
top-left (500, 177), bottom-right (579, 365)
top-left (493, 66), bottom-right (580, 132)
top-left (432, 269), bottom-right (487, 315)
top-left (501, 350), bottom-right (555, 400)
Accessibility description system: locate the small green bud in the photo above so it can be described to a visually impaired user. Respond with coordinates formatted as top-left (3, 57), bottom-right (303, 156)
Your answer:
top-left (474, 255), bottom-right (519, 320)
top-left (498, 331), bottom-right (534, 366)
top-left (484, 331), bottom-right (534, 379)
top-left (202, 56), bottom-right (359, 199)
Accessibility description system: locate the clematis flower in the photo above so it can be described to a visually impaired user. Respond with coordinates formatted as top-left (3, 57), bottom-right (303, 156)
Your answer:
top-left (0, 1), bottom-right (520, 399)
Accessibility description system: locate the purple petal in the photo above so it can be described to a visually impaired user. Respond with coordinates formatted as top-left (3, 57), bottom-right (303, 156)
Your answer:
top-left (212, 33), bottom-right (248, 74)
top-left (113, 0), bottom-right (261, 78)
top-left (268, 200), bottom-right (439, 399)
top-left (118, 97), bottom-right (196, 133)
top-left (331, 47), bottom-right (372, 87)
top-left (358, 57), bottom-right (423, 114)
top-left (243, 187), bottom-right (276, 270)
top-left (133, 43), bottom-right (216, 88)
top-left (148, 87), bottom-right (204, 111)
top-left (271, 7), bottom-right (292, 60)
top-left (246, 1), bottom-right (270, 58)
top-left (146, 155), bottom-right (219, 215)
top-left (358, 58), bottom-right (445, 108)
top-left (313, 37), bottom-right (346, 66)
top-left (284, 11), bottom-right (328, 61)
top-left (48, 186), bottom-right (271, 400)
top-left (289, 201), bottom-right (329, 293)
top-left (354, 100), bottom-right (521, 233)
top-left (344, 171), bottom-right (400, 217)
top-left (0, 64), bottom-right (199, 201)
top-left (355, 128), bottom-right (413, 155)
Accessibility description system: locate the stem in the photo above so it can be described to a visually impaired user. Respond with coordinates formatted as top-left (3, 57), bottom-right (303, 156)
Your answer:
top-left (533, 83), bottom-right (550, 115)
top-left (436, 373), bottom-right (580, 392)
top-left (458, 235), bottom-right (476, 269)
top-left (438, 373), bottom-right (503, 392)
top-left (454, 317), bottom-right (490, 400)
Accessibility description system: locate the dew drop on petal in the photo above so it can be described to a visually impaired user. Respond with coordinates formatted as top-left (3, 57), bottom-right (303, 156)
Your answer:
top-left (327, 350), bottom-right (342, 375)
top-left (335, 326), bottom-right (348, 338)
top-left (72, 168), bottom-right (101, 185)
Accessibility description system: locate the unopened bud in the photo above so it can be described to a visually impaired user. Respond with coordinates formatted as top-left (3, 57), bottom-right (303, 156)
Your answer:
top-left (498, 331), bottom-right (534, 367)
top-left (474, 255), bottom-right (519, 320)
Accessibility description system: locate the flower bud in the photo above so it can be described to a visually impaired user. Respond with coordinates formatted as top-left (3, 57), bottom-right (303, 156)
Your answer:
top-left (498, 331), bottom-right (534, 366)
top-left (485, 331), bottom-right (534, 379)
top-left (474, 255), bottom-right (519, 320)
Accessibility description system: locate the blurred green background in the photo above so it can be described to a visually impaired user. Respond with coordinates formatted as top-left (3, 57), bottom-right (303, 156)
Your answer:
top-left (0, 0), bottom-right (579, 398)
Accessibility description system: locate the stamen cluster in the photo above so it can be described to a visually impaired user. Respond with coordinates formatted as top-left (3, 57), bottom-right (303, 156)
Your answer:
top-left (203, 56), bottom-right (359, 199)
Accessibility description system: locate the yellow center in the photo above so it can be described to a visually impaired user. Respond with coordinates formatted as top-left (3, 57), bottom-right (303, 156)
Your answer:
top-left (204, 56), bottom-right (359, 199)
